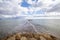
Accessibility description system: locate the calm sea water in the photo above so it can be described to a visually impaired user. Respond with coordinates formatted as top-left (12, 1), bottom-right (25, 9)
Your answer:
top-left (0, 19), bottom-right (60, 38)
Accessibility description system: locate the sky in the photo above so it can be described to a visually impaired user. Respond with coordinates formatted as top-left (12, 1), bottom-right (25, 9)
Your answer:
top-left (0, 0), bottom-right (60, 18)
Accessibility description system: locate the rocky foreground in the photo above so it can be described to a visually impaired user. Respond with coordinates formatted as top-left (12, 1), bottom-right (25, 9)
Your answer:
top-left (1, 32), bottom-right (59, 40)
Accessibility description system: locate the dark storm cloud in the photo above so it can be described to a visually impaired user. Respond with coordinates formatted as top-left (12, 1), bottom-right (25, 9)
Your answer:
top-left (47, 3), bottom-right (60, 12)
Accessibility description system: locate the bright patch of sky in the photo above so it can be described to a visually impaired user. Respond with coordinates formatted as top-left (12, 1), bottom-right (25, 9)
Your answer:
top-left (0, 0), bottom-right (60, 18)
top-left (20, 0), bottom-right (31, 7)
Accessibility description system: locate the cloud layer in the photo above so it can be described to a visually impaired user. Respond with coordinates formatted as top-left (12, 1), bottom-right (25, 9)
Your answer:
top-left (47, 3), bottom-right (60, 12)
top-left (0, 0), bottom-right (60, 18)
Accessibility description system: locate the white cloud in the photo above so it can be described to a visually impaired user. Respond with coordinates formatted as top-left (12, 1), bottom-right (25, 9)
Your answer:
top-left (0, 0), bottom-right (60, 18)
top-left (0, 0), bottom-right (19, 18)
top-left (47, 3), bottom-right (60, 12)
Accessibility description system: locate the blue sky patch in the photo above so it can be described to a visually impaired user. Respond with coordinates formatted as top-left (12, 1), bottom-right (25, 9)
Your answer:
top-left (21, 0), bottom-right (31, 7)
